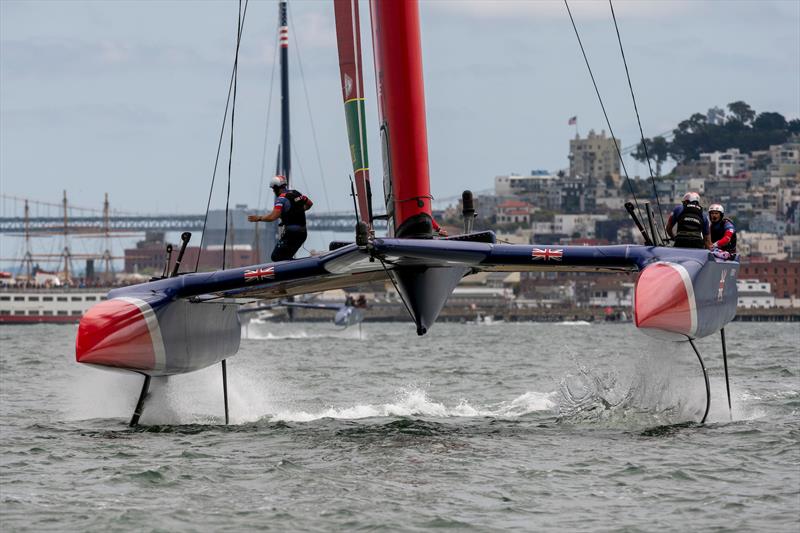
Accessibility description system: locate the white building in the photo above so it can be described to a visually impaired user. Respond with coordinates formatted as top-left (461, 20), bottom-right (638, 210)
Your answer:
top-left (737, 231), bottom-right (785, 260)
top-left (737, 279), bottom-right (775, 309)
top-left (496, 200), bottom-right (536, 224)
top-left (700, 148), bottom-right (749, 177)
top-left (768, 138), bottom-right (800, 177)
top-left (588, 281), bottom-right (633, 307)
top-left (553, 214), bottom-right (608, 239)
top-left (494, 173), bottom-right (561, 210)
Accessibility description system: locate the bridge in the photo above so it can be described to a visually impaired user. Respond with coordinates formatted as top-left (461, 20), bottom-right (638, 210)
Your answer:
top-left (0, 212), bottom-right (388, 234)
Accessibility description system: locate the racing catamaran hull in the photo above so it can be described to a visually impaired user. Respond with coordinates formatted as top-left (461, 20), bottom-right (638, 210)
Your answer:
top-left (74, 0), bottom-right (739, 424)
top-left (76, 294), bottom-right (240, 376)
top-left (635, 256), bottom-right (738, 341)
top-left (76, 240), bottom-right (737, 375)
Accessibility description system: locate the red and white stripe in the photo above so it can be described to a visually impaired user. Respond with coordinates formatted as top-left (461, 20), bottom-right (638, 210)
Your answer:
top-left (279, 26), bottom-right (289, 48)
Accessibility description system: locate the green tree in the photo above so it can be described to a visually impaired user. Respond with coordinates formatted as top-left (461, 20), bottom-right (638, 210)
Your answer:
top-left (666, 102), bottom-right (795, 162)
top-left (632, 136), bottom-right (670, 177)
top-left (727, 101), bottom-right (756, 124)
top-left (670, 114), bottom-right (709, 162)
top-left (753, 112), bottom-right (787, 131)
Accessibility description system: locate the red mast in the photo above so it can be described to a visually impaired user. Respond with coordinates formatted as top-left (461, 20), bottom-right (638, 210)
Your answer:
top-left (369, 0), bottom-right (433, 237)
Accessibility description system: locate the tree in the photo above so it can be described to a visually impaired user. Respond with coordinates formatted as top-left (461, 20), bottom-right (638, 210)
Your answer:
top-left (665, 102), bottom-right (794, 162)
top-left (632, 136), bottom-right (670, 177)
top-left (753, 112), bottom-right (788, 131)
top-left (727, 101), bottom-right (756, 125)
top-left (670, 115), bottom-right (709, 162)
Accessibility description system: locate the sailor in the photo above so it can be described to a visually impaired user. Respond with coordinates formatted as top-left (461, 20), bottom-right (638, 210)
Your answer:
top-left (665, 192), bottom-right (711, 249)
top-left (431, 218), bottom-right (448, 237)
top-left (248, 175), bottom-right (313, 261)
top-left (708, 203), bottom-right (737, 255)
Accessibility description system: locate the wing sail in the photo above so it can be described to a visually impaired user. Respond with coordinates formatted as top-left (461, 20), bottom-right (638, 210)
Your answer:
top-left (334, 0), bottom-right (372, 227)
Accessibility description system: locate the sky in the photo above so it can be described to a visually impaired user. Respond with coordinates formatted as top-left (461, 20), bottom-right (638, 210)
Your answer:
top-left (1, 0), bottom-right (799, 218)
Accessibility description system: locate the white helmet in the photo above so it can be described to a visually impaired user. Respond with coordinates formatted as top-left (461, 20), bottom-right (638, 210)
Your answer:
top-left (682, 191), bottom-right (700, 205)
top-left (270, 175), bottom-right (287, 190)
top-left (709, 203), bottom-right (724, 215)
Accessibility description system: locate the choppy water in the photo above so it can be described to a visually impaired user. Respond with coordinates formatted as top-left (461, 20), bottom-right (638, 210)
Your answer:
top-left (1, 321), bottom-right (798, 531)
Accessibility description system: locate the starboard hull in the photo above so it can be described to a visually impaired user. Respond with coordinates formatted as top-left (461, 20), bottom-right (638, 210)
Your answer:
top-left (634, 256), bottom-right (738, 341)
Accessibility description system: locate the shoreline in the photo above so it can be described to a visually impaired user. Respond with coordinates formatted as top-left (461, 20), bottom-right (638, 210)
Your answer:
top-left (250, 304), bottom-right (800, 324)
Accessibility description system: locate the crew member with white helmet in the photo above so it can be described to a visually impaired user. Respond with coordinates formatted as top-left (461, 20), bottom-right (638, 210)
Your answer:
top-left (665, 192), bottom-right (711, 249)
top-left (248, 175), bottom-right (313, 261)
top-left (708, 203), bottom-right (737, 255)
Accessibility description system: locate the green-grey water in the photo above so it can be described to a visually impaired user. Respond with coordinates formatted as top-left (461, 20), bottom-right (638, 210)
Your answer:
top-left (1, 321), bottom-right (798, 531)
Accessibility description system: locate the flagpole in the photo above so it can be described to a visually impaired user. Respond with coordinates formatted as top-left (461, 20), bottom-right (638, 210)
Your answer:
top-left (569, 116), bottom-right (580, 138)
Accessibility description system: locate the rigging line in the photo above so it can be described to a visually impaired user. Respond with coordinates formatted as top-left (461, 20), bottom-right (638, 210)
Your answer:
top-left (563, 0), bottom-right (646, 226)
top-left (608, 0), bottom-right (667, 238)
top-left (223, 0), bottom-right (247, 270)
top-left (291, 144), bottom-right (311, 195)
top-left (377, 257), bottom-right (415, 323)
top-left (287, 2), bottom-right (332, 213)
top-left (194, 0), bottom-right (250, 272)
top-left (257, 20), bottom-right (280, 213)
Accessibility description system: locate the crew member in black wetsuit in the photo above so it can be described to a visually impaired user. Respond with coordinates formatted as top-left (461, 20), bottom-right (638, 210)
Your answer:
top-left (665, 191), bottom-right (711, 249)
top-left (248, 175), bottom-right (313, 261)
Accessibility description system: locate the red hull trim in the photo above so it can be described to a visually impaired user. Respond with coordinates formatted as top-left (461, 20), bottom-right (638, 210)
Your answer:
top-left (634, 262), bottom-right (696, 337)
top-left (76, 298), bottom-right (158, 372)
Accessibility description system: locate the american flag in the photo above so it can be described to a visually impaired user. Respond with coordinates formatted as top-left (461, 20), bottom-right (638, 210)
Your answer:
top-left (568, 116), bottom-right (577, 125)
top-left (244, 267), bottom-right (275, 282)
top-left (531, 248), bottom-right (563, 261)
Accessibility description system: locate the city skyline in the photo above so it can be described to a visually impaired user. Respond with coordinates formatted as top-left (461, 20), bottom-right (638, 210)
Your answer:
top-left (1, 0), bottom-right (798, 216)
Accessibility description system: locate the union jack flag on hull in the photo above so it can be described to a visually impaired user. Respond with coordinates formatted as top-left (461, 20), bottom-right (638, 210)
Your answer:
top-left (531, 248), bottom-right (563, 261)
top-left (244, 267), bottom-right (275, 282)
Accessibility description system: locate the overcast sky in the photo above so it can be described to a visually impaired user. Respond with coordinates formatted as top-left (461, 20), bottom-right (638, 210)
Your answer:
top-left (1, 0), bottom-right (798, 217)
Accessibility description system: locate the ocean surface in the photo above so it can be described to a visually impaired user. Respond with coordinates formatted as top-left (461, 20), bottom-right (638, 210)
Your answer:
top-left (1, 321), bottom-right (798, 531)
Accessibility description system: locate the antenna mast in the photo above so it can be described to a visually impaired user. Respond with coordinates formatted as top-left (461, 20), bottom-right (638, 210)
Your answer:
top-left (279, 0), bottom-right (291, 184)
top-left (21, 200), bottom-right (33, 280)
top-left (61, 190), bottom-right (71, 283)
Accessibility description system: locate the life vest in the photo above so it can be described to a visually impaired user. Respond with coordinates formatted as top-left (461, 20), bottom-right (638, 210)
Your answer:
top-left (279, 189), bottom-right (309, 228)
top-left (675, 203), bottom-right (705, 243)
top-left (711, 217), bottom-right (737, 253)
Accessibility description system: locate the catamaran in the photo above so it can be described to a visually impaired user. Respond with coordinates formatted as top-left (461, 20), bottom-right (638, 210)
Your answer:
top-left (75, 0), bottom-right (739, 426)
